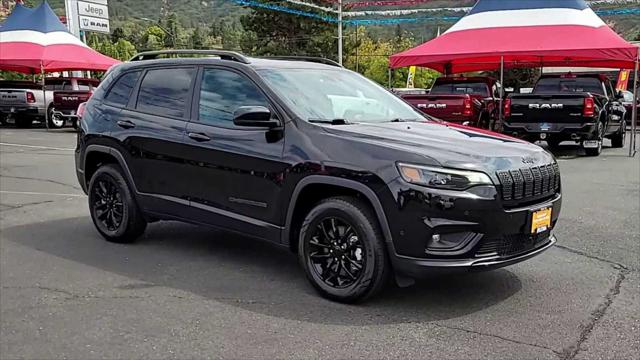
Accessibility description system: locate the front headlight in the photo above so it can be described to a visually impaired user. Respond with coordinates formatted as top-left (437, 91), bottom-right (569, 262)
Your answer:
top-left (397, 163), bottom-right (493, 191)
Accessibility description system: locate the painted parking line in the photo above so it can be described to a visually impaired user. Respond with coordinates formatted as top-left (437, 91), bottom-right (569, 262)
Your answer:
top-left (0, 190), bottom-right (85, 197)
top-left (0, 142), bottom-right (75, 151)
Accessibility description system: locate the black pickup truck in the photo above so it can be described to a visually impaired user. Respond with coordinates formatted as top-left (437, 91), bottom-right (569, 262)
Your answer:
top-left (503, 74), bottom-right (627, 156)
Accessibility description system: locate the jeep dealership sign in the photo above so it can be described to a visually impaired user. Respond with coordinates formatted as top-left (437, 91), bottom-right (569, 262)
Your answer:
top-left (78, 1), bottom-right (109, 19)
top-left (79, 15), bottom-right (110, 33)
top-left (77, 0), bottom-right (110, 34)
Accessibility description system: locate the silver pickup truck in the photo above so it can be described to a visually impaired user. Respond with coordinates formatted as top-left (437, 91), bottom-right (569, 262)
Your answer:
top-left (0, 78), bottom-right (97, 128)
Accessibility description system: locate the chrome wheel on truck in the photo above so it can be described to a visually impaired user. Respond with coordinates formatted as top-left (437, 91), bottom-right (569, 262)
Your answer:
top-left (47, 107), bottom-right (65, 129)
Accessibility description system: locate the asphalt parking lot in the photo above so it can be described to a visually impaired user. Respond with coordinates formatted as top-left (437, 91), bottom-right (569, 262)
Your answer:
top-left (0, 127), bottom-right (638, 359)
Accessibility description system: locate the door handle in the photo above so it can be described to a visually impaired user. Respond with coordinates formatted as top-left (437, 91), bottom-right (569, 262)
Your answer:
top-left (116, 120), bottom-right (136, 129)
top-left (188, 132), bottom-right (211, 142)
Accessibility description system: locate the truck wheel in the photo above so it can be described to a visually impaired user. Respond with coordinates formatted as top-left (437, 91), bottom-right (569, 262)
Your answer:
top-left (0, 114), bottom-right (7, 126)
top-left (298, 196), bottom-right (390, 303)
top-left (14, 115), bottom-right (33, 128)
top-left (88, 164), bottom-right (147, 243)
top-left (47, 106), bottom-right (65, 129)
top-left (610, 123), bottom-right (625, 148)
top-left (547, 137), bottom-right (565, 150)
top-left (584, 122), bottom-right (604, 156)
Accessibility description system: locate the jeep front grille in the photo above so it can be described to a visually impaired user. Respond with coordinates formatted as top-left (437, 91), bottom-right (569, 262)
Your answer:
top-left (496, 163), bottom-right (560, 205)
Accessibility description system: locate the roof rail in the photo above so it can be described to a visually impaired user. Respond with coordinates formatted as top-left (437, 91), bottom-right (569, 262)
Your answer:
top-left (261, 56), bottom-right (343, 68)
top-left (129, 50), bottom-right (250, 64)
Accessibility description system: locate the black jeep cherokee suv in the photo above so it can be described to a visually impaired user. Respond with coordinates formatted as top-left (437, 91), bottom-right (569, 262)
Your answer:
top-left (75, 50), bottom-right (562, 303)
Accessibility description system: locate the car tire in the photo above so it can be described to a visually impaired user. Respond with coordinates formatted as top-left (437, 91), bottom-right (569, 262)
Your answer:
top-left (585, 122), bottom-right (604, 156)
top-left (14, 115), bottom-right (33, 128)
top-left (47, 106), bottom-right (65, 129)
top-left (298, 196), bottom-right (389, 303)
top-left (610, 123), bottom-right (625, 148)
top-left (88, 164), bottom-right (147, 243)
top-left (546, 138), bottom-right (562, 150)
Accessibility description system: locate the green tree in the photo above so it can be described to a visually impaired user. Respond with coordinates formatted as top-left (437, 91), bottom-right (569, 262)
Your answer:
top-left (141, 26), bottom-right (167, 50)
top-left (111, 27), bottom-right (125, 43)
top-left (239, 5), bottom-right (335, 59)
top-left (190, 27), bottom-right (205, 49)
top-left (345, 27), bottom-right (438, 88)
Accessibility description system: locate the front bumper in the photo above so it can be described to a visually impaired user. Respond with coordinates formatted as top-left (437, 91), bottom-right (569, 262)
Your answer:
top-left (377, 178), bottom-right (561, 278)
top-left (393, 235), bottom-right (556, 278)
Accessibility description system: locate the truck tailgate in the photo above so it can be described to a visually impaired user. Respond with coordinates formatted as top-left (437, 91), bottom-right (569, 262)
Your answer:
top-left (0, 90), bottom-right (28, 107)
top-left (402, 94), bottom-right (468, 119)
top-left (53, 91), bottom-right (92, 111)
top-left (508, 94), bottom-right (587, 124)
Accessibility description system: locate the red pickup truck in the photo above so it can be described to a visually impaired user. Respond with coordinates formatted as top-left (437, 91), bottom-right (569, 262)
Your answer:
top-left (401, 77), bottom-right (502, 129)
top-left (50, 78), bottom-right (99, 128)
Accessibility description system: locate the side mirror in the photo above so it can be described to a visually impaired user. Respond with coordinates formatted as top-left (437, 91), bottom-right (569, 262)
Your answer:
top-left (233, 106), bottom-right (279, 128)
top-left (616, 90), bottom-right (625, 100)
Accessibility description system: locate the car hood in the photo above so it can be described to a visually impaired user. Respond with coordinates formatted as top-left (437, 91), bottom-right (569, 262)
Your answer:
top-left (321, 121), bottom-right (555, 174)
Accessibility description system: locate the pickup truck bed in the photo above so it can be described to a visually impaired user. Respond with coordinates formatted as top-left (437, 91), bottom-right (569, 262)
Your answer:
top-left (0, 78), bottom-right (99, 128)
top-left (401, 77), bottom-right (500, 129)
top-left (503, 74), bottom-right (627, 156)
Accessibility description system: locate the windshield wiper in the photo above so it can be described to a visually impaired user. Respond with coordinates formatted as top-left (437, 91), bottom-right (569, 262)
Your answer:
top-left (308, 118), bottom-right (352, 125)
top-left (388, 118), bottom-right (423, 123)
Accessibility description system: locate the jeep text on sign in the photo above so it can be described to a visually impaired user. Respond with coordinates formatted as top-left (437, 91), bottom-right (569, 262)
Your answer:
top-left (78, 1), bottom-right (109, 20)
top-left (78, 15), bottom-right (110, 34)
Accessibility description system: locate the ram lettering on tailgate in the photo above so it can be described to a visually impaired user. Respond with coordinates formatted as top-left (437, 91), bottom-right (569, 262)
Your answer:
top-left (529, 104), bottom-right (564, 109)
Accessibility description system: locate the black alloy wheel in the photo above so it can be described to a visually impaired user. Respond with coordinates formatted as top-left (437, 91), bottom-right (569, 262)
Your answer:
top-left (306, 217), bottom-right (366, 289)
top-left (92, 177), bottom-right (125, 233)
top-left (88, 164), bottom-right (146, 243)
top-left (299, 197), bottom-right (389, 303)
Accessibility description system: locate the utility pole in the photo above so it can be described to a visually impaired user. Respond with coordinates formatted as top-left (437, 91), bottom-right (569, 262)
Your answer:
top-left (338, 0), bottom-right (343, 65)
top-left (355, 26), bottom-right (359, 72)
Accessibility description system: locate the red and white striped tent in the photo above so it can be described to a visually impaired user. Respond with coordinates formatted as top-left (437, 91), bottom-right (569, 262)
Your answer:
top-left (390, 0), bottom-right (639, 73)
top-left (0, 1), bottom-right (120, 74)
top-left (390, 0), bottom-right (639, 156)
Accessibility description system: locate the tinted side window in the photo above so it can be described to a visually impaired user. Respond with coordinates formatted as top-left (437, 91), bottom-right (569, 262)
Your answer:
top-left (136, 68), bottom-right (195, 118)
top-left (105, 71), bottom-right (141, 107)
top-left (199, 69), bottom-right (269, 125)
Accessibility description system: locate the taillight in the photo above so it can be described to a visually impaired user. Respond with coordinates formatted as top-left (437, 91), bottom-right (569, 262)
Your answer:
top-left (77, 102), bottom-right (87, 119)
top-left (463, 96), bottom-right (473, 116)
top-left (26, 92), bottom-right (36, 103)
top-left (503, 98), bottom-right (512, 118)
top-left (583, 96), bottom-right (595, 117)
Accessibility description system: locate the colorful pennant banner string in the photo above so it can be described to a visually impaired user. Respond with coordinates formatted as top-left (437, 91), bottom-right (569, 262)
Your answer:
top-left (232, 0), bottom-right (339, 22)
top-left (345, 0), bottom-right (443, 8)
top-left (231, 0), bottom-right (640, 26)
top-left (343, 7), bottom-right (470, 17)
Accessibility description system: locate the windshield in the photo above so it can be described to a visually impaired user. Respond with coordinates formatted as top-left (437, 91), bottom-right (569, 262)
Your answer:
top-left (430, 82), bottom-right (489, 95)
top-left (534, 78), bottom-right (604, 95)
top-left (258, 68), bottom-right (426, 123)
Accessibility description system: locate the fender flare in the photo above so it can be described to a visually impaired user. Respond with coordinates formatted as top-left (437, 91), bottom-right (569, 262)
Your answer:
top-left (84, 144), bottom-right (139, 193)
top-left (281, 175), bottom-right (393, 250)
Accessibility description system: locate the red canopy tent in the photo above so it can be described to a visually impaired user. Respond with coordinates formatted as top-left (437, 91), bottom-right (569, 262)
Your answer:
top-left (0, 1), bottom-right (120, 73)
top-left (0, 1), bottom-right (120, 128)
top-left (389, 0), bottom-right (639, 156)
top-left (389, 0), bottom-right (638, 73)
